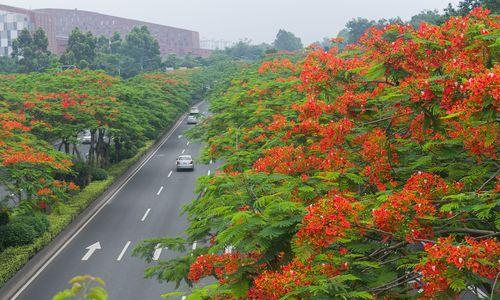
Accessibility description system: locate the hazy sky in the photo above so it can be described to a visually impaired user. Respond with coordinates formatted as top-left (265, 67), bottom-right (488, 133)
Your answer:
top-left (2, 0), bottom-right (461, 45)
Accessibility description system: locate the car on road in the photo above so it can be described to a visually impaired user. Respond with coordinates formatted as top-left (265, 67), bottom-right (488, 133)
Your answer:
top-left (189, 107), bottom-right (200, 115)
top-left (176, 155), bottom-right (194, 171)
top-left (80, 131), bottom-right (91, 144)
top-left (187, 115), bottom-right (197, 124)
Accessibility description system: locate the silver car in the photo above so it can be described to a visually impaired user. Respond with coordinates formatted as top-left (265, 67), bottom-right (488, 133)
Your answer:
top-left (187, 115), bottom-right (197, 124)
top-left (176, 155), bottom-right (194, 171)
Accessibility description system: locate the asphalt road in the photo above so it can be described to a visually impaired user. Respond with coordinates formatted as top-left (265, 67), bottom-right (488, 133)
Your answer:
top-left (13, 102), bottom-right (212, 300)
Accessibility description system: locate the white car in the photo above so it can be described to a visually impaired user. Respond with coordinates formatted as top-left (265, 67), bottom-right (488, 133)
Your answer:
top-left (187, 115), bottom-right (197, 124)
top-left (80, 131), bottom-right (91, 144)
top-left (189, 107), bottom-right (200, 115)
top-left (176, 155), bottom-right (194, 171)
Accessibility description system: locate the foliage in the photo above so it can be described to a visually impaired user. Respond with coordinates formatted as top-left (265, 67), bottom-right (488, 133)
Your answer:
top-left (52, 275), bottom-right (108, 300)
top-left (13, 213), bottom-right (50, 236)
top-left (216, 40), bottom-right (272, 61)
top-left (337, 0), bottom-right (499, 47)
top-left (0, 57), bottom-right (19, 74)
top-left (11, 28), bottom-right (54, 73)
top-left (120, 26), bottom-right (162, 78)
top-left (0, 62), bottom-right (210, 286)
top-left (60, 28), bottom-right (97, 69)
top-left (0, 222), bottom-right (36, 250)
top-left (0, 208), bottom-right (9, 226)
top-left (0, 140), bottom-right (151, 288)
top-left (136, 9), bottom-right (499, 299)
top-left (274, 29), bottom-right (303, 52)
top-left (91, 168), bottom-right (108, 181)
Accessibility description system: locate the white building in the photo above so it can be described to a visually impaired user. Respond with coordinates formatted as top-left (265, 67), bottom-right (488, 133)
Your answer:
top-left (0, 9), bottom-right (31, 56)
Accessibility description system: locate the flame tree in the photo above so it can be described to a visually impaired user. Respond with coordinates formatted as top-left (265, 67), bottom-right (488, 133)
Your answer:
top-left (135, 8), bottom-right (499, 299)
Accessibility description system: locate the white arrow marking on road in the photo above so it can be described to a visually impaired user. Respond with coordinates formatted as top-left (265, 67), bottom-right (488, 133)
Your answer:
top-left (141, 208), bottom-right (151, 222)
top-left (152, 243), bottom-right (167, 261)
top-left (156, 186), bottom-right (163, 195)
top-left (168, 170), bottom-right (173, 178)
top-left (192, 241), bottom-right (197, 250)
top-left (82, 242), bottom-right (101, 261)
top-left (207, 170), bottom-right (211, 176)
top-left (181, 149), bottom-right (185, 154)
top-left (117, 241), bottom-right (131, 261)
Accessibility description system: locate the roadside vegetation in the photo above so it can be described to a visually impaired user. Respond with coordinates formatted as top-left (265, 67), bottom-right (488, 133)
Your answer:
top-left (0, 67), bottom-right (211, 287)
top-left (134, 7), bottom-right (499, 299)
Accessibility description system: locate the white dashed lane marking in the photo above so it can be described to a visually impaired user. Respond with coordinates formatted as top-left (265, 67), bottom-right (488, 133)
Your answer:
top-left (141, 208), bottom-right (151, 222)
top-left (156, 186), bottom-right (163, 195)
top-left (116, 241), bottom-right (131, 261)
top-left (168, 170), bottom-right (173, 178)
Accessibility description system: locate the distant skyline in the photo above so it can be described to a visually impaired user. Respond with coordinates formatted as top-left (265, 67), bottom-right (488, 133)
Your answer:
top-left (1, 0), bottom-right (461, 45)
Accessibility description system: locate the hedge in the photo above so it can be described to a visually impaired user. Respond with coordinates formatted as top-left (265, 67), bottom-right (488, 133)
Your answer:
top-left (0, 140), bottom-right (153, 288)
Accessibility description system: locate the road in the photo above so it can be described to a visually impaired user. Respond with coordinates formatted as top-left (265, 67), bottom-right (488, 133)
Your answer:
top-left (12, 102), bottom-right (212, 300)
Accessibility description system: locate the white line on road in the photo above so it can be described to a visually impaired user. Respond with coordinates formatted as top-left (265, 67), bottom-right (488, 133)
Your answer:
top-left (10, 103), bottom-right (198, 299)
top-left (141, 208), bottom-right (151, 222)
top-left (117, 241), bottom-right (131, 261)
top-left (181, 149), bottom-right (185, 154)
top-left (192, 241), bottom-right (197, 250)
top-left (81, 242), bottom-right (101, 261)
top-left (156, 186), bottom-right (164, 195)
top-left (209, 159), bottom-right (213, 165)
top-left (187, 141), bottom-right (190, 146)
top-left (207, 170), bottom-right (211, 176)
top-left (152, 243), bottom-right (164, 261)
top-left (168, 170), bottom-right (173, 178)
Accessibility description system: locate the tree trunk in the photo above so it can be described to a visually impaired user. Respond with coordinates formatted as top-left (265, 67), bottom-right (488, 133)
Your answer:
top-left (64, 140), bottom-right (70, 154)
top-left (114, 138), bottom-right (121, 163)
top-left (88, 129), bottom-right (97, 183)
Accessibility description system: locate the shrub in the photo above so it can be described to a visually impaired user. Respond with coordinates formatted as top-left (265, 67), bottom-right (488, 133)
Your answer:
top-left (13, 213), bottom-right (49, 237)
top-left (0, 223), bottom-right (36, 250)
top-left (91, 167), bottom-right (108, 181)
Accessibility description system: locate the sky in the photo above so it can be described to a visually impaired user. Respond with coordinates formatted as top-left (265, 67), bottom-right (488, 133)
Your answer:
top-left (2, 0), bottom-right (461, 45)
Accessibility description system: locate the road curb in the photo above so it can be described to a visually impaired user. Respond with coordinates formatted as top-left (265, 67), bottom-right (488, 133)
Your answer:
top-left (0, 101), bottom-right (203, 300)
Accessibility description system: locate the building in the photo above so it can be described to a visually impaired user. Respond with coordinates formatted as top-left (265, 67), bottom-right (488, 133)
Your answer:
top-left (0, 4), bottom-right (56, 57)
top-left (0, 4), bottom-right (208, 57)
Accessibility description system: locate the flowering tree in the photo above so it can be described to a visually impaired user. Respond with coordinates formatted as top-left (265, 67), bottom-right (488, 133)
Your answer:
top-left (135, 9), bottom-right (499, 299)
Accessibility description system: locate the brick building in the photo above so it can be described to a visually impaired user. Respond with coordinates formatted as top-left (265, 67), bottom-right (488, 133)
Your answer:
top-left (0, 4), bottom-right (207, 57)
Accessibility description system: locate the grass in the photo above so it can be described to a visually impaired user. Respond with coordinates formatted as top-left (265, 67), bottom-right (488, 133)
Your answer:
top-left (0, 140), bottom-right (154, 288)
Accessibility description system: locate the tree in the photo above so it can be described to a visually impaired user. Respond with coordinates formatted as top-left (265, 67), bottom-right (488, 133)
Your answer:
top-left (445, 0), bottom-right (499, 16)
top-left (273, 29), bottom-right (303, 52)
top-left (219, 39), bottom-right (270, 61)
top-left (163, 53), bottom-right (181, 69)
top-left (60, 28), bottom-right (97, 69)
top-left (134, 9), bottom-right (499, 299)
top-left (410, 9), bottom-right (446, 27)
top-left (11, 28), bottom-right (53, 73)
top-left (109, 32), bottom-right (122, 55)
top-left (120, 26), bottom-right (161, 78)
